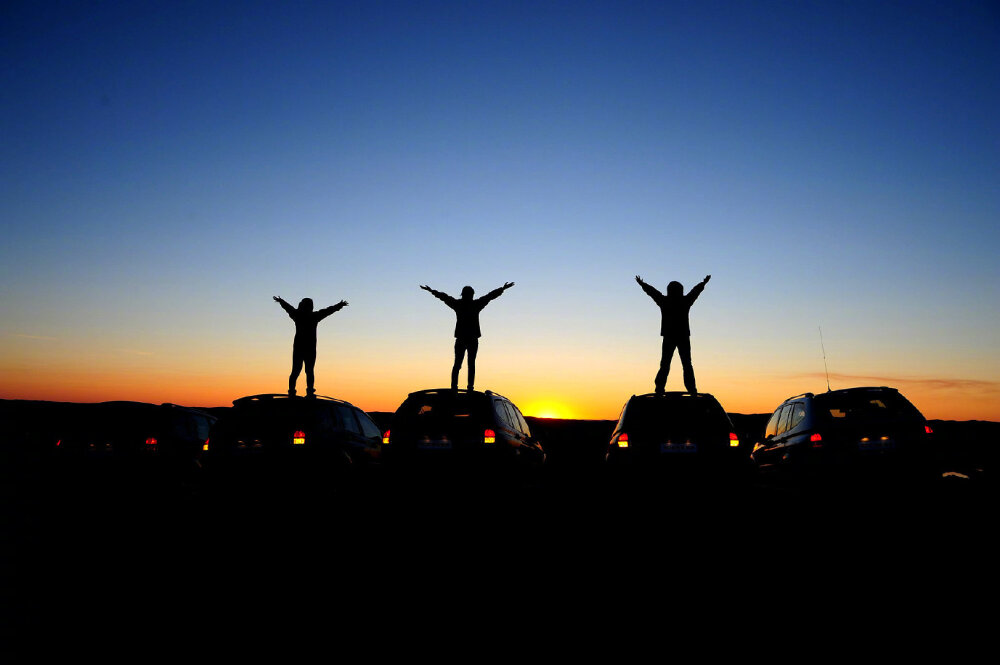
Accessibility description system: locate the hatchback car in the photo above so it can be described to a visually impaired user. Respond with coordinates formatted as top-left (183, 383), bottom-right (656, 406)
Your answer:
top-left (750, 386), bottom-right (934, 477)
top-left (606, 392), bottom-right (746, 475)
top-left (14, 400), bottom-right (217, 493)
top-left (382, 388), bottom-right (545, 473)
top-left (205, 393), bottom-right (382, 487)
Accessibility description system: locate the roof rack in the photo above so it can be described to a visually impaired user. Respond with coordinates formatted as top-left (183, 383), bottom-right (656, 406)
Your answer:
top-left (784, 392), bottom-right (815, 401)
top-left (233, 393), bottom-right (350, 406)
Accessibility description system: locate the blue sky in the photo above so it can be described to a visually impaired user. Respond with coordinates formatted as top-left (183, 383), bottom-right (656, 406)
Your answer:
top-left (2, 1), bottom-right (998, 419)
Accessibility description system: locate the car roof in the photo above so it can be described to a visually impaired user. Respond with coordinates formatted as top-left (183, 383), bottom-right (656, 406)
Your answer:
top-left (232, 393), bottom-right (357, 408)
top-left (780, 386), bottom-right (901, 404)
top-left (628, 391), bottom-right (721, 402)
top-left (405, 388), bottom-right (512, 403)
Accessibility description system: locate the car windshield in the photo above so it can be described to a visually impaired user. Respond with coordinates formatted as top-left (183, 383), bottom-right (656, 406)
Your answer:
top-left (815, 391), bottom-right (923, 424)
top-left (624, 396), bottom-right (730, 434)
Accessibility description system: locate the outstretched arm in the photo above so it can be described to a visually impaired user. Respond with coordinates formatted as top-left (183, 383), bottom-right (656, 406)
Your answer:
top-left (316, 300), bottom-right (349, 321)
top-left (687, 274), bottom-right (711, 303)
top-left (634, 275), bottom-right (662, 301)
top-left (480, 281), bottom-right (515, 305)
top-left (273, 295), bottom-right (296, 318)
top-left (420, 284), bottom-right (456, 306)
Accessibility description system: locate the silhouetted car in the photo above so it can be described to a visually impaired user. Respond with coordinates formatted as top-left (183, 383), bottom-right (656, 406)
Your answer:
top-left (205, 393), bottom-right (382, 487)
top-left (382, 389), bottom-right (545, 475)
top-left (27, 401), bottom-right (216, 490)
top-left (606, 392), bottom-right (746, 477)
top-left (750, 386), bottom-right (934, 478)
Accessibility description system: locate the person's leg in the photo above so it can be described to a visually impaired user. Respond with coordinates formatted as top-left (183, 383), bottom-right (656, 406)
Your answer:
top-left (452, 339), bottom-right (466, 390)
top-left (678, 336), bottom-right (697, 394)
top-left (305, 351), bottom-right (317, 395)
top-left (654, 337), bottom-right (676, 393)
top-left (289, 347), bottom-right (303, 395)
top-left (466, 339), bottom-right (479, 391)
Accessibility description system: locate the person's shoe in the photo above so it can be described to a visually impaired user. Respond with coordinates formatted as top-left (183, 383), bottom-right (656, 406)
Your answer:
top-left (288, 388), bottom-right (297, 396)
top-left (306, 388), bottom-right (316, 398)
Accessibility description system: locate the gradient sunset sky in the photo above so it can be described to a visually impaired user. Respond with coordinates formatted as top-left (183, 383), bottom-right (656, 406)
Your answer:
top-left (2, 1), bottom-right (998, 420)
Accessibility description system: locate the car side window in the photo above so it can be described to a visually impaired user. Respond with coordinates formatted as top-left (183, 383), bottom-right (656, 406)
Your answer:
top-left (334, 405), bottom-right (362, 435)
top-left (788, 402), bottom-right (807, 431)
top-left (355, 410), bottom-right (382, 440)
top-left (775, 405), bottom-right (794, 436)
top-left (764, 409), bottom-right (782, 438)
top-left (495, 401), bottom-right (517, 433)
top-left (513, 406), bottom-right (530, 437)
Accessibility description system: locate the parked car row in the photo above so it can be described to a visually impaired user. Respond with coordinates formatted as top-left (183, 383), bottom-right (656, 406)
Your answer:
top-left (1, 384), bottom-right (938, 493)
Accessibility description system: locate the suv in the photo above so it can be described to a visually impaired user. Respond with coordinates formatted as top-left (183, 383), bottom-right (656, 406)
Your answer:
top-left (607, 392), bottom-right (745, 474)
top-left (1, 400), bottom-right (217, 494)
top-left (382, 389), bottom-right (545, 472)
top-left (205, 394), bottom-right (382, 486)
top-left (750, 386), bottom-right (934, 477)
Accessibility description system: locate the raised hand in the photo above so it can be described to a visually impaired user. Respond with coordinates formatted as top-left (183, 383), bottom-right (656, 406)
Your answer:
top-left (420, 285), bottom-right (431, 292)
top-left (703, 275), bottom-right (711, 284)
top-left (503, 281), bottom-right (515, 290)
top-left (338, 300), bottom-right (349, 308)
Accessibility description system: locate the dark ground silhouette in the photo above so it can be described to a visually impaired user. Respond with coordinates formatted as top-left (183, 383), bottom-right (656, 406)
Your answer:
top-left (274, 295), bottom-right (347, 396)
top-left (636, 274), bottom-right (710, 394)
top-left (420, 282), bottom-right (514, 390)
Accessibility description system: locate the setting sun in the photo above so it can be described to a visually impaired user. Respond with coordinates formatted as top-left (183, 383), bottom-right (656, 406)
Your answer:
top-left (522, 400), bottom-right (575, 420)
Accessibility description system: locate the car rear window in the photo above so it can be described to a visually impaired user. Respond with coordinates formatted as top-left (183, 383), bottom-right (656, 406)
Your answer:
top-left (624, 397), bottom-right (731, 433)
top-left (815, 391), bottom-right (923, 424)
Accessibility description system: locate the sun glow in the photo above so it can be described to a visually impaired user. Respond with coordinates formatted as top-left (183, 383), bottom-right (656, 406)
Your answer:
top-left (523, 400), bottom-right (574, 420)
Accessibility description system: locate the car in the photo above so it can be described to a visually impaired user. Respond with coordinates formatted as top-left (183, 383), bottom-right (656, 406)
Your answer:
top-left (204, 393), bottom-right (383, 490)
top-left (8, 400), bottom-right (217, 494)
top-left (750, 386), bottom-right (935, 478)
top-left (606, 392), bottom-right (747, 479)
top-left (381, 388), bottom-right (545, 478)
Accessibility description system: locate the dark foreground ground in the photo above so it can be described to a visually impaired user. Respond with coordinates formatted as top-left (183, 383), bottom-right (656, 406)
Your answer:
top-left (3, 417), bottom-right (998, 658)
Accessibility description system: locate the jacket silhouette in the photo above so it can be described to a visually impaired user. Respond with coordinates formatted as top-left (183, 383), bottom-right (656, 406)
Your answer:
top-left (274, 295), bottom-right (348, 396)
top-left (421, 282), bottom-right (514, 391)
top-left (636, 274), bottom-right (710, 394)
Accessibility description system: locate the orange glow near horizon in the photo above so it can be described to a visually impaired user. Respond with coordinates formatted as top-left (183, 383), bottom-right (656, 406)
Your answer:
top-left (1, 360), bottom-right (998, 422)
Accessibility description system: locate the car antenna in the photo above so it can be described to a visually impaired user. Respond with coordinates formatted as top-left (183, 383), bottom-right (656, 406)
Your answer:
top-left (819, 326), bottom-right (831, 392)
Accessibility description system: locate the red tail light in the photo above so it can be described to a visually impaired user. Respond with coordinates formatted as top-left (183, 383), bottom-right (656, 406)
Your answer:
top-left (382, 430), bottom-right (391, 445)
top-left (925, 425), bottom-right (933, 435)
top-left (145, 437), bottom-right (158, 446)
top-left (484, 429), bottom-right (496, 444)
top-left (729, 432), bottom-right (740, 447)
top-left (203, 438), bottom-right (210, 452)
top-left (810, 433), bottom-right (823, 447)
top-left (293, 430), bottom-right (306, 445)
top-left (617, 433), bottom-right (629, 448)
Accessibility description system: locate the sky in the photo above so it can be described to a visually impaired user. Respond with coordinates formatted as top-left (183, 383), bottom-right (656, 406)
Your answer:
top-left (2, 0), bottom-right (998, 421)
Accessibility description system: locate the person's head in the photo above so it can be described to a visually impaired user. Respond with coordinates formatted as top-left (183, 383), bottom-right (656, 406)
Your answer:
top-left (461, 286), bottom-right (474, 300)
top-left (667, 281), bottom-right (683, 297)
top-left (298, 297), bottom-right (313, 312)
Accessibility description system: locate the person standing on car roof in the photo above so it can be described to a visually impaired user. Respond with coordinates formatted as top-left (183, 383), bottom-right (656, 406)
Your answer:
top-left (274, 295), bottom-right (348, 397)
top-left (635, 274), bottom-right (711, 395)
top-left (420, 282), bottom-right (515, 391)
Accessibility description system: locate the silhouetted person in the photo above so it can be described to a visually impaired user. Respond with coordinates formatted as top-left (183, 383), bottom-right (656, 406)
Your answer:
top-left (635, 274), bottom-right (711, 395)
top-left (420, 282), bottom-right (515, 391)
top-left (274, 295), bottom-right (348, 396)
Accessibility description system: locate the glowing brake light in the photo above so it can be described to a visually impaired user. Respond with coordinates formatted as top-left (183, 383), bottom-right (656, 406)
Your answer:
top-left (617, 433), bottom-right (629, 448)
top-left (729, 432), bottom-right (739, 447)
top-left (484, 429), bottom-right (496, 444)
top-left (810, 433), bottom-right (823, 447)
top-left (382, 430), bottom-right (390, 445)
top-left (145, 437), bottom-right (158, 446)
top-left (203, 438), bottom-right (210, 452)
top-left (293, 430), bottom-right (306, 445)
top-left (925, 425), bottom-right (933, 435)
